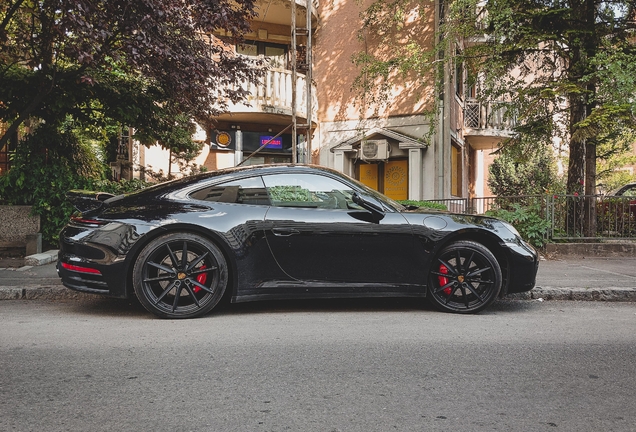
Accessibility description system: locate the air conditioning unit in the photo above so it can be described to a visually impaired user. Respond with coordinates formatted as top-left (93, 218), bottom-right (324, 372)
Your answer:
top-left (359, 139), bottom-right (390, 161)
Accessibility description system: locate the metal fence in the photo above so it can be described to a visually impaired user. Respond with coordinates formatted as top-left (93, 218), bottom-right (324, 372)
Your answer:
top-left (423, 194), bottom-right (636, 240)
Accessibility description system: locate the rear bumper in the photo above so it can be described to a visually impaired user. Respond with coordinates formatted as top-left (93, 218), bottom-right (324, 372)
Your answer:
top-left (57, 223), bottom-right (136, 298)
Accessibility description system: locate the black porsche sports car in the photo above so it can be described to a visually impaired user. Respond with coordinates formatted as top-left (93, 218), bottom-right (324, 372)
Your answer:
top-left (58, 164), bottom-right (538, 318)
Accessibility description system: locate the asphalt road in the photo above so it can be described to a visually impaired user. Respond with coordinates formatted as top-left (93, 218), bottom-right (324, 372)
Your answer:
top-left (1, 298), bottom-right (635, 431)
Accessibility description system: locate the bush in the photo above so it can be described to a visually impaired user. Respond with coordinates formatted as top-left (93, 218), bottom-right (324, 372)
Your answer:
top-left (0, 124), bottom-right (102, 244)
top-left (486, 203), bottom-right (550, 248)
top-left (0, 125), bottom-right (154, 245)
top-left (488, 149), bottom-right (561, 196)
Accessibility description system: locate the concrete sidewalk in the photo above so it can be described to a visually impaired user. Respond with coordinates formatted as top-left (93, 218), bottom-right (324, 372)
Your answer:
top-left (1, 249), bottom-right (636, 302)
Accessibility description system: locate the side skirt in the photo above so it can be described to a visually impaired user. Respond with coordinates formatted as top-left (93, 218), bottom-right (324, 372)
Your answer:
top-left (232, 280), bottom-right (426, 303)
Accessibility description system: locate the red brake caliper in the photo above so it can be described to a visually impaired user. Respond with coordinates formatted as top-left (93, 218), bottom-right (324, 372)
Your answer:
top-left (193, 265), bottom-right (207, 293)
top-left (438, 264), bottom-right (452, 295)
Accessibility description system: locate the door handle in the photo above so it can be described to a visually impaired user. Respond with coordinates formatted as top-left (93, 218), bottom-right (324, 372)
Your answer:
top-left (272, 228), bottom-right (300, 237)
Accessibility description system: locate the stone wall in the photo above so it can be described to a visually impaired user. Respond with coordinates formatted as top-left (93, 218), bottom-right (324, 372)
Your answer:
top-left (0, 205), bottom-right (41, 255)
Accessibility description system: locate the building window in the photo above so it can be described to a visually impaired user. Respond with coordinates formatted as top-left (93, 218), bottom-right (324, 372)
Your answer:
top-left (454, 46), bottom-right (464, 100)
top-left (451, 142), bottom-right (463, 197)
top-left (237, 41), bottom-right (288, 69)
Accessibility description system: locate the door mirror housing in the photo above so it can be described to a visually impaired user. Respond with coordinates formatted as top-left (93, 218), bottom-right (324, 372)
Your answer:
top-left (352, 192), bottom-right (386, 220)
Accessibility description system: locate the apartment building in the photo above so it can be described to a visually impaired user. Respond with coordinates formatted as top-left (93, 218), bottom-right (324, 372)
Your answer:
top-left (132, 0), bottom-right (514, 202)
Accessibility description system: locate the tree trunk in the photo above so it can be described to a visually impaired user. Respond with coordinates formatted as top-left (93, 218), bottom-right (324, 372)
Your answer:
top-left (584, 139), bottom-right (597, 237)
top-left (567, 95), bottom-right (586, 237)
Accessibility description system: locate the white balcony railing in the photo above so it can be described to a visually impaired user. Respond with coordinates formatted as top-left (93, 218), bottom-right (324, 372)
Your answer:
top-left (225, 69), bottom-right (318, 120)
top-left (464, 98), bottom-right (516, 131)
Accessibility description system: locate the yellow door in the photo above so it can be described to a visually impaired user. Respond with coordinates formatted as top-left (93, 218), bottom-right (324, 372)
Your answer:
top-left (384, 160), bottom-right (408, 200)
top-left (359, 164), bottom-right (379, 190)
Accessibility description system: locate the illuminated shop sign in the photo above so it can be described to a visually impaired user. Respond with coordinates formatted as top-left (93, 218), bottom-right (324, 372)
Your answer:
top-left (260, 136), bottom-right (282, 149)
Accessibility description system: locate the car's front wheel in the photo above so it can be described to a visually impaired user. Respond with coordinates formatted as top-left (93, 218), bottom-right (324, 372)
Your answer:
top-left (133, 233), bottom-right (228, 319)
top-left (427, 240), bottom-right (502, 313)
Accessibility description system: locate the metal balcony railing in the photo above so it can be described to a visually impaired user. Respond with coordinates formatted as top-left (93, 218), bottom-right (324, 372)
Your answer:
top-left (464, 98), bottom-right (516, 131)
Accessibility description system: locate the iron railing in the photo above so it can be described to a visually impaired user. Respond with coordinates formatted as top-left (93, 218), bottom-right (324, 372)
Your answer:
top-left (464, 98), bottom-right (516, 131)
top-left (423, 194), bottom-right (636, 240)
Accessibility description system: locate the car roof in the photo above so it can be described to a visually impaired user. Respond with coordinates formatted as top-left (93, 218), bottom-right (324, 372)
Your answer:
top-left (120, 164), bottom-right (350, 199)
top-left (610, 182), bottom-right (636, 196)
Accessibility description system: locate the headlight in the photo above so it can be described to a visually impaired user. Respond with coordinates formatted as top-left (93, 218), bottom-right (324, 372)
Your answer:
top-left (500, 221), bottom-right (521, 238)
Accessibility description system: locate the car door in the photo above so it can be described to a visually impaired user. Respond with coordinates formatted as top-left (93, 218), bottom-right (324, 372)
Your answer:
top-left (262, 172), bottom-right (418, 285)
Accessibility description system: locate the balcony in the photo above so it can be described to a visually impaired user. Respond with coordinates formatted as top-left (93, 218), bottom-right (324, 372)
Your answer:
top-left (463, 98), bottom-right (516, 149)
top-left (253, 0), bottom-right (319, 26)
top-left (219, 69), bottom-right (318, 125)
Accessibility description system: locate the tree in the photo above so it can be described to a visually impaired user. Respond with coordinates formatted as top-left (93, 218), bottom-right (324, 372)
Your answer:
top-left (0, 0), bottom-right (263, 151)
top-left (355, 0), bottom-right (636, 235)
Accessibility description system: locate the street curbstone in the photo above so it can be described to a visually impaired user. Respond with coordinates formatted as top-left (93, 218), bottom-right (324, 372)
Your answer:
top-left (0, 287), bottom-right (23, 300)
top-left (1, 284), bottom-right (635, 303)
top-left (24, 250), bottom-right (58, 267)
top-left (23, 286), bottom-right (71, 300)
top-left (532, 287), bottom-right (572, 301)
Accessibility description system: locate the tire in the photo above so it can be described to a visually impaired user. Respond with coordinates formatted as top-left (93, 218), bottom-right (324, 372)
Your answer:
top-left (427, 240), bottom-right (502, 314)
top-left (133, 232), bottom-right (228, 319)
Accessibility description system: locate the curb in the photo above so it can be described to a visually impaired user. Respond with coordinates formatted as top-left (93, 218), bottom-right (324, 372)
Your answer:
top-left (24, 250), bottom-right (58, 266)
top-left (0, 285), bottom-right (103, 301)
top-left (1, 285), bottom-right (635, 302)
top-left (508, 286), bottom-right (636, 302)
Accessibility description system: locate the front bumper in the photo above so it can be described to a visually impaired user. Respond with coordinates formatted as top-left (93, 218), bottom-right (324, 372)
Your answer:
top-left (503, 240), bottom-right (539, 294)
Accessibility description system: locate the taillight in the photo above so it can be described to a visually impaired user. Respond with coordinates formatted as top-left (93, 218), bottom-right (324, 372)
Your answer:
top-left (70, 215), bottom-right (106, 226)
top-left (61, 262), bottom-right (102, 275)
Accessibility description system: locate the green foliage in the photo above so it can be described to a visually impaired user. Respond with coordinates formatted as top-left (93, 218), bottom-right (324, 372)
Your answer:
top-left (397, 200), bottom-right (448, 211)
top-left (488, 148), bottom-right (562, 196)
top-left (596, 131), bottom-right (636, 193)
top-left (0, 0), bottom-right (263, 151)
top-left (268, 186), bottom-right (313, 203)
top-left (0, 124), bottom-right (102, 244)
top-left (355, 0), bottom-right (636, 200)
top-left (89, 178), bottom-right (153, 195)
top-left (486, 203), bottom-right (550, 248)
top-left (0, 121), bottom-right (156, 245)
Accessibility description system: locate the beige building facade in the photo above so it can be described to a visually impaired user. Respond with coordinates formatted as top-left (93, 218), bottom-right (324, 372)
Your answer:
top-left (132, 0), bottom-right (513, 202)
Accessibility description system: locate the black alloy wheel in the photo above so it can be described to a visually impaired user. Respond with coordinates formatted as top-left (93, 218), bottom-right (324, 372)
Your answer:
top-left (427, 240), bottom-right (502, 313)
top-left (133, 233), bottom-right (228, 319)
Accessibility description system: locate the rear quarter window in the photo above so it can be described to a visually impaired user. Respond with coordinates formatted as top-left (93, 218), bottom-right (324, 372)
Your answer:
top-left (189, 177), bottom-right (270, 205)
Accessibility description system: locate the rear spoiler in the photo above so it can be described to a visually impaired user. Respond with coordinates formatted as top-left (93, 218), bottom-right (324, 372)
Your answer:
top-left (66, 190), bottom-right (116, 213)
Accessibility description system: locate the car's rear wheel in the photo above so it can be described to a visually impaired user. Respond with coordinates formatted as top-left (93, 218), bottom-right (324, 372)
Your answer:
top-left (133, 232), bottom-right (228, 319)
top-left (427, 240), bottom-right (502, 313)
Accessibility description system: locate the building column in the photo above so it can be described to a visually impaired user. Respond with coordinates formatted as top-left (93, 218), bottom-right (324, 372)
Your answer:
top-left (475, 149), bottom-right (485, 197)
top-left (408, 147), bottom-right (423, 200)
top-left (234, 130), bottom-right (243, 167)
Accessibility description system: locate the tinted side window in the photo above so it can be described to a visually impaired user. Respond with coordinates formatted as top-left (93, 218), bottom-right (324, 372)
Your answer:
top-left (262, 173), bottom-right (357, 209)
top-left (190, 177), bottom-right (270, 205)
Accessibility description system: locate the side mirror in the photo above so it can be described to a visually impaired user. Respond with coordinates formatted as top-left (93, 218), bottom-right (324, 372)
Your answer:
top-left (352, 192), bottom-right (385, 219)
